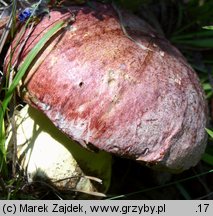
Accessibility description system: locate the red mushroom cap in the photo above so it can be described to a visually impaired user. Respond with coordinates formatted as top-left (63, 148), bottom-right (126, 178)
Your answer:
top-left (5, 3), bottom-right (208, 172)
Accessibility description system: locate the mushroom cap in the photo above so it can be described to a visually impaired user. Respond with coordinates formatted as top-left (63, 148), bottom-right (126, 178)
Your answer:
top-left (5, 3), bottom-right (208, 172)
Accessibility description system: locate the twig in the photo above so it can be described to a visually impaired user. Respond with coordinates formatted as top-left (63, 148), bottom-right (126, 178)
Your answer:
top-left (0, 5), bottom-right (13, 55)
top-left (112, 1), bottom-right (152, 51)
top-left (10, 105), bottom-right (17, 177)
top-left (53, 175), bottom-right (103, 184)
top-left (22, 180), bottom-right (63, 199)
top-left (0, 0), bottom-right (8, 7)
top-left (72, 189), bottom-right (106, 197)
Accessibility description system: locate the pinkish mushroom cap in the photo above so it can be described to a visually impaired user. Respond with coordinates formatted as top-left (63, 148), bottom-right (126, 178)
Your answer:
top-left (5, 3), bottom-right (208, 172)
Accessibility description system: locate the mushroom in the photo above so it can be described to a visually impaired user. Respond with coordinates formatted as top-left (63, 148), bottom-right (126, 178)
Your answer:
top-left (6, 105), bottom-right (112, 197)
top-left (4, 3), bottom-right (207, 173)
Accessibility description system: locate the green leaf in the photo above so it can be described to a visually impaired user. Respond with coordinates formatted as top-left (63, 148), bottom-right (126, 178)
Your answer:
top-left (202, 83), bottom-right (212, 91)
top-left (203, 26), bottom-right (213, 30)
top-left (206, 128), bottom-right (213, 138)
top-left (202, 153), bottom-right (213, 166)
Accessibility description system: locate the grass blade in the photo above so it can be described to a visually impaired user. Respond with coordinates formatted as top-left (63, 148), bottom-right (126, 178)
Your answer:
top-left (205, 128), bottom-right (213, 138)
top-left (175, 182), bottom-right (191, 200)
top-left (202, 153), bottom-right (213, 166)
top-left (171, 30), bottom-right (213, 41)
top-left (4, 20), bottom-right (65, 110)
top-left (107, 169), bottom-right (213, 200)
top-left (203, 26), bottom-right (213, 30)
top-left (172, 38), bottom-right (213, 48)
top-left (0, 20), bottom-right (66, 176)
